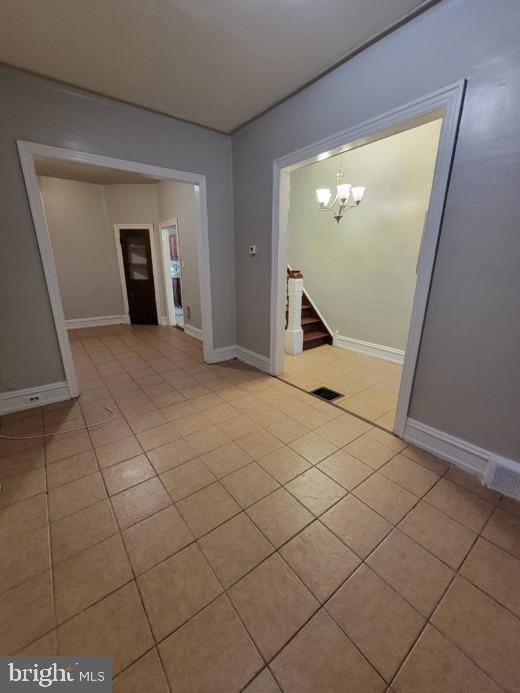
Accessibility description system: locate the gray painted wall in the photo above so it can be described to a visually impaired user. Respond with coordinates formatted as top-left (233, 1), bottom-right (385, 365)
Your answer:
top-left (288, 120), bottom-right (441, 351)
top-left (40, 176), bottom-right (126, 320)
top-left (232, 0), bottom-right (520, 459)
top-left (0, 64), bottom-right (234, 391)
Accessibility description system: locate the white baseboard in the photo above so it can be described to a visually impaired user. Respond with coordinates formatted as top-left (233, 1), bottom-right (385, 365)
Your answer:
top-left (204, 344), bottom-right (271, 373)
top-left (183, 324), bottom-right (203, 340)
top-left (0, 381), bottom-right (71, 415)
top-left (403, 417), bottom-right (507, 478)
top-left (334, 333), bottom-right (405, 365)
top-left (66, 315), bottom-right (130, 329)
top-left (159, 316), bottom-right (170, 326)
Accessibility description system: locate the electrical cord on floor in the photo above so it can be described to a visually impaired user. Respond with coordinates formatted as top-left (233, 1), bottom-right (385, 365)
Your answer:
top-left (0, 405), bottom-right (115, 440)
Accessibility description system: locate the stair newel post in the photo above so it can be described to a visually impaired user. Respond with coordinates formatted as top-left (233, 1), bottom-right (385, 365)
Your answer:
top-left (285, 270), bottom-right (304, 355)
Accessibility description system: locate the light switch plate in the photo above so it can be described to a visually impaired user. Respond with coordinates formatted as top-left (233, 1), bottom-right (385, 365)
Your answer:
top-left (248, 245), bottom-right (257, 256)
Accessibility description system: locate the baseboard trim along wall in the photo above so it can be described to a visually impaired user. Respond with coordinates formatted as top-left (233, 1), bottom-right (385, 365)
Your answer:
top-left (66, 315), bottom-right (130, 329)
top-left (403, 417), bottom-right (520, 478)
top-left (0, 381), bottom-right (71, 415)
top-left (334, 332), bottom-right (405, 365)
top-left (205, 345), bottom-right (271, 373)
top-left (183, 324), bottom-right (203, 340)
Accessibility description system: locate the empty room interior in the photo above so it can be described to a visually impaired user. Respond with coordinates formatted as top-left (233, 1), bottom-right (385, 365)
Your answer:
top-left (0, 1), bottom-right (519, 692)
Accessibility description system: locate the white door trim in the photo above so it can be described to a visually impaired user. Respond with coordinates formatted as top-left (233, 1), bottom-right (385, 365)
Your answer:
top-left (17, 141), bottom-right (215, 401)
top-left (271, 80), bottom-right (466, 438)
top-left (158, 218), bottom-right (185, 327)
top-left (113, 224), bottom-right (161, 324)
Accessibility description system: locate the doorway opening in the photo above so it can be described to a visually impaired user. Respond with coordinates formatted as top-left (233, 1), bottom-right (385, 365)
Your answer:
top-left (18, 142), bottom-right (213, 399)
top-left (271, 82), bottom-right (466, 437)
top-left (160, 218), bottom-right (185, 329)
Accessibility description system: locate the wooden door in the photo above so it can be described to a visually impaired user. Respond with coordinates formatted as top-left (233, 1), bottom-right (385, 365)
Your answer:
top-left (119, 229), bottom-right (158, 325)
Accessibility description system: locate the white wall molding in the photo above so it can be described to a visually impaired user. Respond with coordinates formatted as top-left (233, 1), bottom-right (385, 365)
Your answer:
top-left (66, 315), bottom-right (130, 329)
top-left (403, 417), bottom-right (501, 477)
top-left (334, 333), bottom-right (405, 364)
top-left (183, 324), bottom-right (203, 340)
top-left (0, 381), bottom-right (70, 415)
top-left (205, 346), bottom-right (238, 364)
top-left (235, 346), bottom-right (271, 373)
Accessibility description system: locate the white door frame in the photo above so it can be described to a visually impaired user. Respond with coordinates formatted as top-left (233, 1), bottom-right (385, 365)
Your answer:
top-left (113, 223), bottom-right (161, 324)
top-left (271, 80), bottom-right (466, 437)
top-left (158, 218), bottom-right (185, 327)
top-left (17, 141), bottom-right (214, 399)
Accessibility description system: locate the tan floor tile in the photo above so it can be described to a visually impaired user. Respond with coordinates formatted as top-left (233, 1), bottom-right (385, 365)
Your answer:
top-left (444, 465), bottom-right (500, 503)
top-left (373, 409), bottom-right (396, 431)
top-left (379, 454), bottom-right (440, 496)
top-left (176, 481), bottom-right (241, 538)
top-left (229, 553), bottom-right (319, 660)
top-left (159, 595), bottom-right (263, 693)
top-left (123, 505), bottom-right (193, 575)
top-left (138, 544), bottom-right (222, 640)
top-left (460, 537), bottom-right (520, 617)
top-left (327, 565), bottom-right (424, 682)
top-left (432, 576), bottom-right (520, 692)
top-left (344, 433), bottom-right (398, 469)
top-left (322, 495), bottom-right (392, 558)
top-left (288, 431), bottom-right (338, 464)
top-left (257, 446), bottom-right (311, 484)
top-left (243, 668), bottom-right (281, 692)
top-left (46, 431), bottom-right (92, 463)
top-left (136, 423), bottom-right (180, 452)
top-left (204, 402), bottom-right (238, 424)
top-left (111, 477), bottom-right (171, 529)
top-left (102, 454), bottom-right (156, 496)
top-left (400, 444), bottom-right (450, 475)
top-left (51, 499), bottom-right (118, 564)
top-left (90, 419), bottom-right (133, 447)
top-left (221, 462), bottom-right (279, 508)
top-left (152, 390), bottom-right (186, 409)
top-left (47, 450), bottom-right (98, 490)
top-left (367, 529), bottom-right (454, 616)
top-left (94, 436), bottom-right (143, 469)
top-left (247, 488), bottom-right (313, 547)
top-left (251, 405), bottom-right (288, 428)
top-left (314, 415), bottom-right (370, 447)
top-left (498, 496), bottom-right (520, 517)
top-left (217, 414), bottom-right (261, 439)
top-left (200, 441), bottom-right (253, 478)
top-left (398, 500), bottom-right (476, 569)
top-left (158, 400), bottom-right (197, 421)
top-left (127, 409), bottom-right (168, 435)
top-left (483, 506), bottom-right (520, 559)
top-left (0, 571), bottom-right (54, 654)
top-left (146, 438), bottom-right (196, 474)
top-left (392, 624), bottom-right (501, 693)
top-left (281, 521), bottom-right (360, 602)
top-left (290, 404), bottom-right (337, 429)
top-left (0, 468), bottom-right (46, 509)
top-left (54, 534), bottom-right (132, 624)
top-left (160, 458), bottom-right (215, 501)
top-left (236, 429), bottom-right (284, 460)
top-left (17, 630), bottom-right (57, 656)
top-left (184, 425), bottom-right (231, 455)
top-left (0, 494), bottom-right (48, 541)
top-left (354, 474), bottom-right (418, 524)
top-left (270, 609), bottom-right (384, 693)
top-left (0, 448), bottom-right (45, 478)
top-left (424, 478), bottom-right (494, 532)
top-left (48, 472), bottom-right (107, 522)
top-left (0, 525), bottom-right (50, 594)
top-left (317, 449), bottom-right (373, 490)
top-left (113, 648), bottom-right (169, 693)
top-left (172, 411), bottom-right (213, 436)
top-left (199, 513), bottom-right (273, 588)
top-left (361, 427), bottom-right (406, 452)
top-left (57, 582), bottom-right (153, 676)
top-left (286, 468), bottom-right (346, 516)
top-left (266, 418), bottom-right (311, 444)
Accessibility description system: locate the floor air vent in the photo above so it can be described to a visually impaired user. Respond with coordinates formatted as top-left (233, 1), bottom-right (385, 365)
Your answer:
top-left (484, 456), bottom-right (520, 500)
top-left (311, 386), bottom-right (343, 402)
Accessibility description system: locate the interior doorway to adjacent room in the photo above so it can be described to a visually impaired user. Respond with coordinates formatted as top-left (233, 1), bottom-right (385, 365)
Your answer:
top-left (160, 218), bottom-right (185, 328)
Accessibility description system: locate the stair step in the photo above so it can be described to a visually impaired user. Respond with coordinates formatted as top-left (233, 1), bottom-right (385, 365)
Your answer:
top-left (303, 330), bottom-right (329, 341)
top-left (301, 316), bottom-right (320, 325)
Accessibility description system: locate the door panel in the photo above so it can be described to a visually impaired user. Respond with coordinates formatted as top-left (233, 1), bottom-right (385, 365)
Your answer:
top-left (120, 229), bottom-right (158, 325)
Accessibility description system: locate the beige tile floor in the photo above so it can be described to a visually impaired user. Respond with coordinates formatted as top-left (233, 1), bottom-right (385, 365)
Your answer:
top-left (0, 324), bottom-right (519, 691)
top-left (282, 345), bottom-right (403, 431)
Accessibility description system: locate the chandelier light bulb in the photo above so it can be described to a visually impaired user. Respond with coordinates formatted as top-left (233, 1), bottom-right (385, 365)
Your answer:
top-left (351, 186), bottom-right (366, 203)
top-left (336, 183), bottom-right (351, 202)
top-left (316, 188), bottom-right (332, 206)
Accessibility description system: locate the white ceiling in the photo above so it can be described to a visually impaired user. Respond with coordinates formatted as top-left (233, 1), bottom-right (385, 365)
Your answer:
top-left (0, 0), bottom-right (435, 133)
top-left (35, 158), bottom-right (159, 185)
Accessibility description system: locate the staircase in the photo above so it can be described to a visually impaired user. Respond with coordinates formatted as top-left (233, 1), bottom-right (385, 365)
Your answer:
top-left (286, 286), bottom-right (332, 351)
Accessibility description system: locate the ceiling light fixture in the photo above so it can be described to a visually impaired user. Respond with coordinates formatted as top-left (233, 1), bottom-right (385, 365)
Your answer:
top-left (316, 160), bottom-right (366, 224)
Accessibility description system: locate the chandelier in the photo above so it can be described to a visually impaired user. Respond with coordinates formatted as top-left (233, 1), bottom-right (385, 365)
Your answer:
top-left (316, 160), bottom-right (366, 224)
